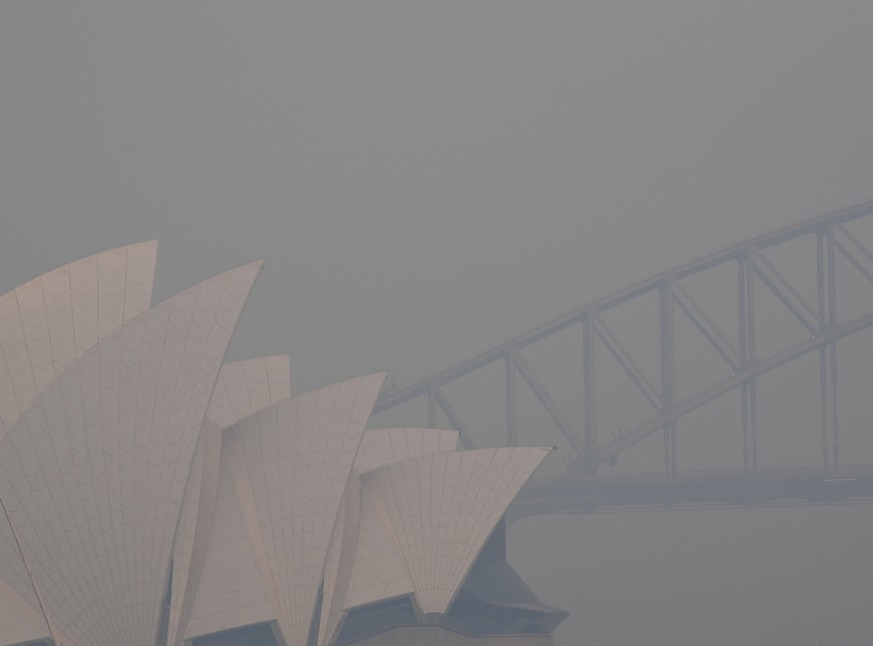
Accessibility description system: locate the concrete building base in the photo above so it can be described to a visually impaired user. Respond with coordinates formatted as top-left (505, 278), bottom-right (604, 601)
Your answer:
top-left (346, 625), bottom-right (553, 646)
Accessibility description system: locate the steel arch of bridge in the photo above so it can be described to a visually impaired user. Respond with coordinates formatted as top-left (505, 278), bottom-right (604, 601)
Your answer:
top-left (374, 201), bottom-right (873, 482)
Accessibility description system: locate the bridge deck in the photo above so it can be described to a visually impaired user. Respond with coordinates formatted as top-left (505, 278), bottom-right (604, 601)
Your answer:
top-left (510, 466), bottom-right (873, 518)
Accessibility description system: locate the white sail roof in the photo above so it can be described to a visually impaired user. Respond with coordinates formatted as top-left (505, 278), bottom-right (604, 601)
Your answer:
top-left (319, 428), bottom-right (458, 644)
top-left (229, 372), bottom-right (386, 646)
top-left (0, 243), bottom-right (555, 646)
top-left (205, 355), bottom-right (292, 432)
top-left (319, 428), bottom-right (458, 646)
top-left (182, 443), bottom-right (279, 641)
top-left (317, 475), bottom-right (361, 646)
top-left (0, 242), bottom-right (158, 646)
top-left (0, 578), bottom-right (53, 646)
top-left (352, 428), bottom-right (459, 474)
top-left (0, 260), bottom-right (261, 646)
top-left (170, 356), bottom-right (291, 646)
top-left (341, 476), bottom-right (415, 611)
top-left (0, 510), bottom-right (52, 646)
top-left (363, 447), bottom-right (551, 615)
top-left (0, 241), bottom-right (157, 445)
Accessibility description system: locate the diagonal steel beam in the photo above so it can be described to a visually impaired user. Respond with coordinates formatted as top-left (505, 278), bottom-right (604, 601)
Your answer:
top-left (513, 350), bottom-right (586, 460)
top-left (754, 247), bottom-right (822, 325)
top-left (833, 238), bottom-right (873, 286)
top-left (373, 201), bottom-right (873, 473)
top-left (673, 280), bottom-right (741, 370)
top-left (593, 314), bottom-right (663, 410)
top-left (375, 202), bottom-right (873, 416)
top-left (431, 386), bottom-right (476, 449)
top-left (752, 251), bottom-right (820, 333)
top-left (593, 309), bottom-right (873, 471)
top-left (836, 221), bottom-right (873, 268)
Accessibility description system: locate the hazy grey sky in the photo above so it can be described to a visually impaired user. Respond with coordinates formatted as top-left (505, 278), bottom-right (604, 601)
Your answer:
top-left (2, 2), bottom-right (873, 645)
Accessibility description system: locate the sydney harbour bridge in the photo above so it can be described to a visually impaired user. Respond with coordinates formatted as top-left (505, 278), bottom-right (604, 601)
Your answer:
top-left (371, 201), bottom-right (873, 518)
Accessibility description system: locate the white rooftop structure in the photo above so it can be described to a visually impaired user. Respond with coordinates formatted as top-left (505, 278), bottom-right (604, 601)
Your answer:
top-left (0, 244), bottom-right (561, 646)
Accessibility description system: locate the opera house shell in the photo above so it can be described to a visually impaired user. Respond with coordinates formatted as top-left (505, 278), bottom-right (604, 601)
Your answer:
top-left (0, 243), bottom-right (566, 646)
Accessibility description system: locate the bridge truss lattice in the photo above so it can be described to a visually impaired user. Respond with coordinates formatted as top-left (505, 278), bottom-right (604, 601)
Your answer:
top-left (372, 202), bottom-right (873, 510)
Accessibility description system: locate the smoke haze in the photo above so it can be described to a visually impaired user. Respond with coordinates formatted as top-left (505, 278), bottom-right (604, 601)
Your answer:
top-left (2, 3), bottom-right (873, 644)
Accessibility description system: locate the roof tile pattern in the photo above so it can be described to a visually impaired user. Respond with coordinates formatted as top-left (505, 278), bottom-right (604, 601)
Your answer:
top-left (0, 243), bottom-right (556, 646)
top-left (170, 356), bottom-right (291, 646)
top-left (0, 577), bottom-right (52, 645)
top-left (183, 445), bottom-right (277, 641)
top-left (166, 427), bottom-right (220, 646)
top-left (319, 428), bottom-right (457, 645)
top-left (364, 447), bottom-right (550, 614)
top-left (342, 476), bottom-right (414, 612)
top-left (317, 475), bottom-right (360, 646)
top-left (352, 428), bottom-right (459, 474)
top-left (206, 355), bottom-right (291, 432)
top-left (0, 241), bottom-right (157, 444)
top-left (233, 373), bottom-right (385, 646)
top-left (0, 261), bottom-right (260, 646)
top-left (0, 502), bottom-right (42, 625)
top-left (0, 242), bottom-right (157, 645)
top-left (0, 507), bottom-right (51, 646)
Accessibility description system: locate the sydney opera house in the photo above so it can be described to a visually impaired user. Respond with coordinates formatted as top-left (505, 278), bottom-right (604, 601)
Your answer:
top-left (0, 243), bottom-right (566, 646)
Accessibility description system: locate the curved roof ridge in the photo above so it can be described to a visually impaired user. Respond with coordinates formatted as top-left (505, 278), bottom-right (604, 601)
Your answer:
top-left (353, 427), bottom-right (460, 474)
top-left (363, 446), bottom-right (551, 615)
top-left (0, 241), bottom-right (158, 444)
top-left (0, 576), bottom-right (53, 646)
top-left (0, 260), bottom-right (261, 646)
top-left (0, 499), bottom-right (50, 645)
top-left (228, 372), bottom-right (386, 646)
top-left (0, 243), bottom-right (562, 646)
top-left (339, 475), bottom-right (415, 613)
top-left (319, 426), bottom-right (457, 645)
top-left (180, 439), bottom-right (280, 643)
top-left (168, 354), bottom-right (291, 646)
top-left (205, 355), bottom-right (291, 431)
